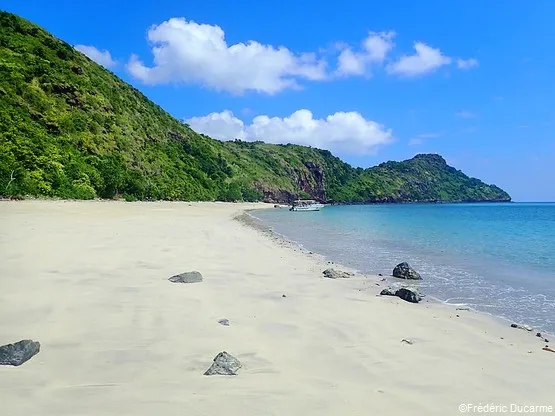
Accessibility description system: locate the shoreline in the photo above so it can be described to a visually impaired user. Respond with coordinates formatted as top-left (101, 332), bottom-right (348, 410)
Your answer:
top-left (1, 200), bottom-right (553, 415)
top-left (0, 195), bottom-right (514, 205)
top-left (241, 207), bottom-right (552, 338)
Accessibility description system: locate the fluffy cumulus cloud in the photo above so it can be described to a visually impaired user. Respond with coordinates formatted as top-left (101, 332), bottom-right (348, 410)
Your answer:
top-left (186, 110), bottom-right (393, 154)
top-left (127, 18), bottom-right (327, 94)
top-left (387, 42), bottom-right (451, 76)
top-left (335, 31), bottom-right (395, 76)
top-left (74, 45), bottom-right (117, 68)
top-left (126, 17), bottom-right (480, 92)
top-left (186, 111), bottom-right (247, 141)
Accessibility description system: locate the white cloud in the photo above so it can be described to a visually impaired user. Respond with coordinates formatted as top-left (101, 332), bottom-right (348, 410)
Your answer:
top-left (74, 45), bottom-right (117, 68)
top-left (335, 31), bottom-right (395, 77)
top-left (126, 17), bottom-right (478, 91)
top-left (186, 110), bottom-right (393, 154)
top-left (456, 58), bottom-right (479, 69)
top-left (387, 42), bottom-right (451, 76)
top-left (363, 31), bottom-right (396, 62)
top-left (127, 18), bottom-right (327, 94)
top-left (186, 110), bottom-right (247, 141)
top-left (336, 48), bottom-right (366, 76)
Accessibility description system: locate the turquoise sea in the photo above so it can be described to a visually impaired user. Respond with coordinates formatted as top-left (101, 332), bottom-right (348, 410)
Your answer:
top-left (252, 203), bottom-right (555, 334)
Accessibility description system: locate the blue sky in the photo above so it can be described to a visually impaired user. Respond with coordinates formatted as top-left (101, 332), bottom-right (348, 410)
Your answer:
top-left (3, 0), bottom-right (555, 201)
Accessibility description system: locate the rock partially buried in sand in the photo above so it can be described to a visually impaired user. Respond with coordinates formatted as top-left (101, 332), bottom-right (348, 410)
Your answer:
top-left (380, 286), bottom-right (422, 303)
top-left (323, 268), bottom-right (354, 279)
top-left (204, 351), bottom-right (242, 376)
top-left (380, 288), bottom-right (396, 296)
top-left (392, 262), bottom-right (422, 280)
top-left (218, 319), bottom-right (230, 326)
top-left (395, 287), bottom-right (422, 303)
top-left (510, 323), bottom-right (533, 331)
top-left (168, 271), bottom-right (203, 284)
top-left (0, 340), bottom-right (40, 366)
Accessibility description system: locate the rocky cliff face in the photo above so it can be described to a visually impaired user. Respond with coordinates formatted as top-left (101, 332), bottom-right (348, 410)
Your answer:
top-left (256, 186), bottom-right (296, 203)
top-left (256, 161), bottom-right (327, 203)
top-left (292, 162), bottom-right (326, 201)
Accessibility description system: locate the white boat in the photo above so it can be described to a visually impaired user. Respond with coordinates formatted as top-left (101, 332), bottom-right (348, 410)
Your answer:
top-left (289, 199), bottom-right (325, 212)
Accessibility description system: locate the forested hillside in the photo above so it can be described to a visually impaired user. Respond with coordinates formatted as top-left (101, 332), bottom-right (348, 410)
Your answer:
top-left (0, 11), bottom-right (511, 203)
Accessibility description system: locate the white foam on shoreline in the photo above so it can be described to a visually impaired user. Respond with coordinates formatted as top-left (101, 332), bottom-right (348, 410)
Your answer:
top-left (251, 206), bottom-right (555, 336)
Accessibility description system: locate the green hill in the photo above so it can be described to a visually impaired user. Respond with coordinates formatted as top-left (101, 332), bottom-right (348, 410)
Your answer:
top-left (336, 154), bottom-right (511, 203)
top-left (0, 11), bottom-right (511, 203)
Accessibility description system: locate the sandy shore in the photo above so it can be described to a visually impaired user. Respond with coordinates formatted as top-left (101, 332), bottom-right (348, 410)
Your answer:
top-left (1, 200), bottom-right (553, 415)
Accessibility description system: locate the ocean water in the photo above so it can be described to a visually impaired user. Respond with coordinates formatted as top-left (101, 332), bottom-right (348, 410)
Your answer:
top-left (252, 203), bottom-right (555, 334)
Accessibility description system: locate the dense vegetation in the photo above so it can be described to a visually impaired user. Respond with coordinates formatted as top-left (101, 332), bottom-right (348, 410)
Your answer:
top-left (336, 154), bottom-right (511, 203)
top-left (0, 11), bottom-right (511, 203)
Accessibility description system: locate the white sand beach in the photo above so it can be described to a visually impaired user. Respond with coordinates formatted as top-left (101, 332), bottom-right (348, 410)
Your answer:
top-left (1, 200), bottom-right (553, 416)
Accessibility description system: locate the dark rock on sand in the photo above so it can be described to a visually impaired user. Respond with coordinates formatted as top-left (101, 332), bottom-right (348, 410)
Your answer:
top-left (395, 287), bottom-right (422, 303)
top-left (218, 319), bottom-right (230, 326)
top-left (323, 268), bottom-right (354, 279)
top-left (392, 262), bottom-right (422, 280)
top-left (204, 351), bottom-right (242, 376)
top-left (0, 340), bottom-right (41, 366)
top-left (536, 332), bottom-right (542, 338)
top-left (168, 271), bottom-right (203, 283)
top-left (380, 288), bottom-right (396, 296)
top-left (380, 286), bottom-right (422, 303)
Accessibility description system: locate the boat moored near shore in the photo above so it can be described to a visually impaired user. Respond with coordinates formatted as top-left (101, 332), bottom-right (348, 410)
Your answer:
top-left (289, 200), bottom-right (325, 211)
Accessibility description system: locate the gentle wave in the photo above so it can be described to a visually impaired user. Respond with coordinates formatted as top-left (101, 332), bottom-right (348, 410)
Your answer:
top-left (254, 203), bottom-right (555, 335)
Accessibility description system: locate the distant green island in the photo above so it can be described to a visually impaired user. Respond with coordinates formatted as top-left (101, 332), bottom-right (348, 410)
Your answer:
top-left (0, 11), bottom-right (511, 203)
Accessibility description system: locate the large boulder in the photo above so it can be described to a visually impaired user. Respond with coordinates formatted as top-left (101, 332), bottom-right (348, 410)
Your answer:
top-left (168, 271), bottom-right (203, 283)
top-left (0, 340), bottom-right (40, 366)
top-left (323, 268), bottom-right (354, 279)
top-left (204, 351), bottom-right (242, 376)
top-left (392, 262), bottom-right (422, 280)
